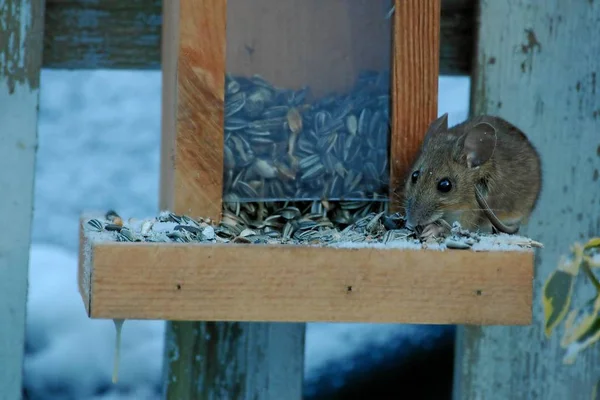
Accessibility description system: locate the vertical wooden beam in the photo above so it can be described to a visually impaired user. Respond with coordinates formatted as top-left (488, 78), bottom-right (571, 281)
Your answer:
top-left (160, 0), bottom-right (225, 224)
top-left (162, 322), bottom-right (305, 399)
top-left (454, 1), bottom-right (600, 399)
top-left (160, 0), bottom-right (305, 398)
top-left (390, 0), bottom-right (440, 210)
top-left (0, 0), bottom-right (45, 397)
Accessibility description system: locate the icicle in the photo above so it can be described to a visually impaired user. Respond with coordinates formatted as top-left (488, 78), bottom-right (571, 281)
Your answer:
top-left (112, 318), bottom-right (125, 383)
top-left (385, 5), bottom-right (395, 19)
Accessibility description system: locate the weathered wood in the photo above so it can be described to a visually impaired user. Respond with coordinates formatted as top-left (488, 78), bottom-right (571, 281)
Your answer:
top-left (79, 222), bottom-right (535, 325)
top-left (389, 0), bottom-right (440, 210)
top-left (159, 0), bottom-right (225, 223)
top-left (161, 321), bottom-right (305, 400)
top-left (42, 0), bottom-right (474, 75)
top-left (43, 0), bottom-right (163, 70)
top-left (453, 1), bottom-right (600, 399)
top-left (0, 0), bottom-right (45, 398)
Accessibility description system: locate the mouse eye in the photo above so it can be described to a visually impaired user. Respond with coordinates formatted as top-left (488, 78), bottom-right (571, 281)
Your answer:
top-left (437, 178), bottom-right (452, 193)
top-left (411, 170), bottom-right (420, 184)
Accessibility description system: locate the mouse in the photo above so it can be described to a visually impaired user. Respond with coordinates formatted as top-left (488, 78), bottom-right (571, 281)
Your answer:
top-left (402, 112), bottom-right (542, 241)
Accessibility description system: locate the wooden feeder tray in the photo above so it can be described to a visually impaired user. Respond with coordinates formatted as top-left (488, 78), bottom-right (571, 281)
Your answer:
top-left (77, 0), bottom-right (536, 327)
top-left (78, 212), bottom-right (535, 325)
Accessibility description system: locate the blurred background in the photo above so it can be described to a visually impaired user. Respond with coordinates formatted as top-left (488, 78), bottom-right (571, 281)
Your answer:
top-left (22, 70), bottom-right (469, 399)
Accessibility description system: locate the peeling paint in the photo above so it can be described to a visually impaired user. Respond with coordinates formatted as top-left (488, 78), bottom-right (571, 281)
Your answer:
top-left (522, 29), bottom-right (542, 54)
top-left (0, 1), bottom-right (43, 398)
top-left (458, 1), bottom-right (600, 398)
top-left (0, 0), bottom-right (44, 93)
top-left (163, 321), bottom-right (303, 399)
top-left (520, 29), bottom-right (542, 74)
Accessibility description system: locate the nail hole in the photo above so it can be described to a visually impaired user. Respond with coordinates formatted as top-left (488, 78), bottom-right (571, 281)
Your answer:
top-left (176, 284), bottom-right (182, 290)
top-left (476, 290), bottom-right (482, 296)
top-left (347, 286), bottom-right (353, 293)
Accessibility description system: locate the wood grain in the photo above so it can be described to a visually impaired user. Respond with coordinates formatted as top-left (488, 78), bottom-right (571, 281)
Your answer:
top-left (0, 0), bottom-right (44, 397)
top-left (80, 235), bottom-right (534, 325)
top-left (390, 0), bottom-right (441, 211)
top-left (453, 1), bottom-right (600, 399)
top-left (160, 0), bottom-right (225, 223)
top-left (42, 0), bottom-right (474, 75)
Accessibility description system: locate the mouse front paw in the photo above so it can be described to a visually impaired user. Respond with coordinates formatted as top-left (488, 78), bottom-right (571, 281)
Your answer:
top-left (420, 222), bottom-right (451, 241)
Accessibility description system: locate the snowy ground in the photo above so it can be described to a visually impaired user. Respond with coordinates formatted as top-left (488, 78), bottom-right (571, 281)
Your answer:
top-left (23, 69), bottom-right (469, 399)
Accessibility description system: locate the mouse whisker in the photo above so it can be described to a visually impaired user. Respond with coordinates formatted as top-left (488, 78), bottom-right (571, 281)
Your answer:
top-left (449, 208), bottom-right (509, 212)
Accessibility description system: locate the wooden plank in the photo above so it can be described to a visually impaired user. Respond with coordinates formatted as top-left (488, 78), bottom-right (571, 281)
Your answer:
top-left (43, 0), bottom-right (163, 70)
top-left (389, 0), bottom-right (440, 210)
top-left (0, 0), bottom-right (45, 397)
top-left (159, 0), bottom-right (225, 223)
top-left (42, 0), bottom-right (474, 76)
top-left (453, 1), bottom-right (600, 399)
top-left (79, 231), bottom-right (534, 325)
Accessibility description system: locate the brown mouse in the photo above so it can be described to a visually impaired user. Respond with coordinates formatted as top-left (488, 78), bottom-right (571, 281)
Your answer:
top-left (402, 113), bottom-right (542, 240)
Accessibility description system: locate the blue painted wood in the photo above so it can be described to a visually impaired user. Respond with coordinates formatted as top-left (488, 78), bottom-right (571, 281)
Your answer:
top-left (0, 0), bottom-right (44, 398)
top-left (454, 1), bottom-right (600, 399)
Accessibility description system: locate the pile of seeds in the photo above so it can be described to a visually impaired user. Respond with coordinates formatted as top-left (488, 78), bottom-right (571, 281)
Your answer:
top-left (84, 208), bottom-right (406, 246)
top-left (83, 209), bottom-right (542, 251)
top-left (223, 70), bottom-right (391, 203)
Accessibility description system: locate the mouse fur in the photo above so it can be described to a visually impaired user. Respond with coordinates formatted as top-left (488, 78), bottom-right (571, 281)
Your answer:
top-left (402, 113), bottom-right (542, 238)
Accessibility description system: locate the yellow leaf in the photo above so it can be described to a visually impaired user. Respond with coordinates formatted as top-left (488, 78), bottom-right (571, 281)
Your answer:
top-left (584, 237), bottom-right (600, 251)
top-left (563, 315), bottom-right (600, 364)
top-left (584, 238), bottom-right (600, 269)
top-left (562, 296), bottom-right (600, 364)
top-left (561, 295), bottom-right (600, 348)
top-left (562, 244), bottom-right (584, 275)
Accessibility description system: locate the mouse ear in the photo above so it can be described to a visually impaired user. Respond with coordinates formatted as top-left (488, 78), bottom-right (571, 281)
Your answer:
top-left (457, 122), bottom-right (497, 168)
top-left (422, 113), bottom-right (449, 147)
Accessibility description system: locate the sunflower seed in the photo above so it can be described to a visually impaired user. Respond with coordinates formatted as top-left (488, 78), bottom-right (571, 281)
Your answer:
top-left (87, 219), bottom-right (104, 232)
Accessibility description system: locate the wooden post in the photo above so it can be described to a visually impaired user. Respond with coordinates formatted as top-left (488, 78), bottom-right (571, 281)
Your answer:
top-left (0, 0), bottom-right (45, 398)
top-left (160, 0), bottom-right (305, 398)
top-left (390, 0), bottom-right (440, 208)
top-left (453, 1), bottom-right (600, 399)
top-left (40, 0), bottom-right (475, 76)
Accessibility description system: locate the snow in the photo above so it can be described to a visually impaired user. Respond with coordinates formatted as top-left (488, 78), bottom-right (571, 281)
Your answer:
top-left (24, 245), bottom-right (164, 399)
top-left (23, 69), bottom-right (470, 398)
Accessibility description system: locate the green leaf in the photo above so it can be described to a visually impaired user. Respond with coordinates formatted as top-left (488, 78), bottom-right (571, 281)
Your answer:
top-left (584, 237), bottom-right (600, 251)
top-left (562, 295), bottom-right (600, 347)
top-left (543, 270), bottom-right (577, 337)
top-left (584, 238), bottom-right (600, 269)
top-left (562, 296), bottom-right (600, 364)
top-left (543, 244), bottom-right (583, 337)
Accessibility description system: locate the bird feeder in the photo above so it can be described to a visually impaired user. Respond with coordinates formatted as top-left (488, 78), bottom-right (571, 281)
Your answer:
top-left (78, 0), bottom-right (535, 326)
